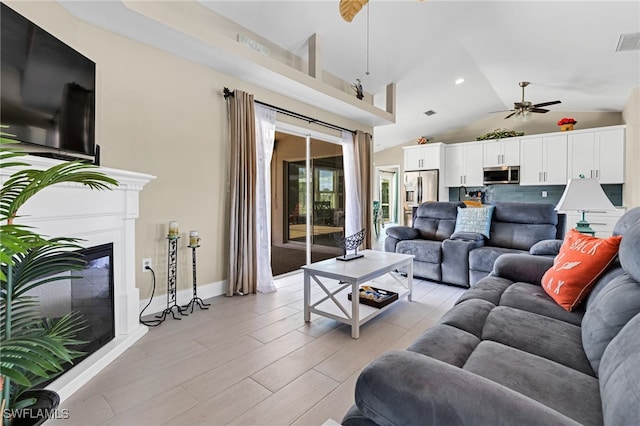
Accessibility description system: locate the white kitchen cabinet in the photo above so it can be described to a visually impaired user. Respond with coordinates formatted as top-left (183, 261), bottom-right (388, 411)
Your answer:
top-left (568, 128), bottom-right (625, 183)
top-left (445, 142), bottom-right (483, 186)
top-left (403, 143), bottom-right (443, 171)
top-left (519, 135), bottom-right (567, 185)
top-left (482, 139), bottom-right (520, 167)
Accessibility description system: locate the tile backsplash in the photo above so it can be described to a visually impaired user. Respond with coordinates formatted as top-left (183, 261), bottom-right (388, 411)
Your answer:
top-left (449, 184), bottom-right (623, 206)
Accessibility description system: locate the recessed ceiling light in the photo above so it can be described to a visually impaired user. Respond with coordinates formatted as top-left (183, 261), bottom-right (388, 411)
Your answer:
top-left (455, 78), bottom-right (465, 85)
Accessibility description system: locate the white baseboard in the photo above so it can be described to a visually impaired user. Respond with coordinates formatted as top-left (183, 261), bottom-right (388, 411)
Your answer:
top-left (139, 280), bottom-right (227, 316)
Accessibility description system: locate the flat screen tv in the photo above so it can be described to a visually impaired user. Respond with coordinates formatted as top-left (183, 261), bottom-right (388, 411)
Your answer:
top-left (1, 3), bottom-right (96, 158)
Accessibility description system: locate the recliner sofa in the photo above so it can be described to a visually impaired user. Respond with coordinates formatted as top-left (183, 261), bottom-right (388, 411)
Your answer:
top-left (385, 201), bottom-right (564, 287)
top-left (343, 207), bottom-right (640, 426)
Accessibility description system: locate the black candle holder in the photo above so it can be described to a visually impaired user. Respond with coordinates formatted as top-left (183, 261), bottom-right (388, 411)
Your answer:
top-left (155, 236), bottom-right (189, 322)
top-left (182, 243), bottom-right (210, 312)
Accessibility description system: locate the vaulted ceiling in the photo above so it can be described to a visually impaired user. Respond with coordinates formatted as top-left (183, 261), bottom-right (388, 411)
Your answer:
top-left (60, 1), bottom-right (640, 150)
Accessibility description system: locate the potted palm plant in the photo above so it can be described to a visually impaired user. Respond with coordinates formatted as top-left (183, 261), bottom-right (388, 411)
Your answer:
top-left (1, 130), bottom-right (118, 425)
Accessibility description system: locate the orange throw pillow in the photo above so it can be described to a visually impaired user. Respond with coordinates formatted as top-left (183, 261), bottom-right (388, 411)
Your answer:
top-left (541, 229), bottom-right (622, 311)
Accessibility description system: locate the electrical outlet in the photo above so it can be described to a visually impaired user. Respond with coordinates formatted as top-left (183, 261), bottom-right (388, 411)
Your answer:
top-left (142, 258), bottom-right (152, 272)
top-left (542, 191), bottom-right (548, 198)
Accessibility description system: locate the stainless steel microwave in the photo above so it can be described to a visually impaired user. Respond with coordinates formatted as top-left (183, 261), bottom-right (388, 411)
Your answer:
top-left (483, 166), bottom-right (520, 184)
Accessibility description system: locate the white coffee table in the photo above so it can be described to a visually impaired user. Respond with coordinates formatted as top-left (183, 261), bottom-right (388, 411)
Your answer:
top-left (302, 250), bottom-right (413, 338)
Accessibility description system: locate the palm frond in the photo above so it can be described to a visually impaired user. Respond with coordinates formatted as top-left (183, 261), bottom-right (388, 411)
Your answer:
top-left (7, 240), bottom-right (85, 298)
top-left (1, 161), bottom-right (118, 219)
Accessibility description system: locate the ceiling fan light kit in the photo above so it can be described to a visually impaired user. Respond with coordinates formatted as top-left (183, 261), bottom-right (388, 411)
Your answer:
top-left (503, 81), bottom-right (561, 119)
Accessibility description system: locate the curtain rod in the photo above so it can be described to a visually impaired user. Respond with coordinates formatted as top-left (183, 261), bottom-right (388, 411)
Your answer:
top-left (223, 87), bottom-right (355, 134)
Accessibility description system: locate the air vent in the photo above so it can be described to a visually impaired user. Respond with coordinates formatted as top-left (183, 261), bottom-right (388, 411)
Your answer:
top-left (423, 110), bottom-right (437, 116)
top-left (616, 32), bottom-right (640, 52)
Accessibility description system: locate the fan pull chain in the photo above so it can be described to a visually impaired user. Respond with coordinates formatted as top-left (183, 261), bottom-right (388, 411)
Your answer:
top-left (365, 2), bottom-right (370, 76)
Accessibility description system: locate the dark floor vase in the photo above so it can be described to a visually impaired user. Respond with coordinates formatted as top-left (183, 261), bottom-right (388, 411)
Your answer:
top-left (11, 390), bottom-right (60, 426)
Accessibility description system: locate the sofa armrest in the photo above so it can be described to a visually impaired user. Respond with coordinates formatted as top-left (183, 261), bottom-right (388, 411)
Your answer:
top-left (529, 239), bottom-right (563, 256)
top-left (450, 231), bottom-right (485, 242)
top-left (385, 226), bottom-right (419, 241)
top-left (441, 237), bottom-right (485, 287)
top-left (491, 253), bottom-right (554, 285)
top-left (354, 351), bottom-right (580, 426)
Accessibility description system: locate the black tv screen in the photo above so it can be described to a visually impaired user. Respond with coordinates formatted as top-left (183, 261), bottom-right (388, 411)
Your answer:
top-left (1, 4), bottom-right (96, 157)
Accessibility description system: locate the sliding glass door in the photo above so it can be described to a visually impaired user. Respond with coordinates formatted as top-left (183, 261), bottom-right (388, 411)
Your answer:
top-left (286, 156), bottom-right (344, 248)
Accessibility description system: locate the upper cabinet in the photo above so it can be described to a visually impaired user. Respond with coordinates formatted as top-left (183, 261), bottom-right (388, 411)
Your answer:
top-left (482, 139), bottom-right (520, 167)
top-left (567, 127), bottom-right (625, 184)
top-left (444, 142), bottom-right (483, 187)
top-left (403, 143), bottom-right (444, 171)
top-left (520, 134), bottom-right (568, 185)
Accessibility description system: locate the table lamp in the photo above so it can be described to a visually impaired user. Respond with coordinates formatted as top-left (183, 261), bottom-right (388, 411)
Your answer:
top-left (555, 177), bottom-right (616, 236)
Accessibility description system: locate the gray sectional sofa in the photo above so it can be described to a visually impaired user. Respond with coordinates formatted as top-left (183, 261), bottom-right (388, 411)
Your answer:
top-left (385, 201), bottom-right (565, 287)
top-left (343, 207), bottom-right (640, 426)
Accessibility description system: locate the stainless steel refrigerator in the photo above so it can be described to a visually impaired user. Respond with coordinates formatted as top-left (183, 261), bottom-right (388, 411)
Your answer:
top-left (403, 170), bottom-right (439, 226)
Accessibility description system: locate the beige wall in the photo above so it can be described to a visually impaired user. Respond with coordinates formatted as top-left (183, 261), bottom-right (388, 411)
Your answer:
top-left (622, 87), bottom-right (640, 209)
top-left (7, 1), bottom-right (371, 299)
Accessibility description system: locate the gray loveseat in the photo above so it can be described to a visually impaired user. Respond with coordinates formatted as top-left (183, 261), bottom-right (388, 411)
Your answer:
top-left (343, 207), bottom-right (640, 426)
top-left (385, 201), bottom-right (564, 287)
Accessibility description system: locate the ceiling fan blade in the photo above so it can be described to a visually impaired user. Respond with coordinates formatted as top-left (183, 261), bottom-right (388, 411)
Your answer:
top-left (532, 100), bottom-right (561, 108)
top-left (504, 112), bottom-right (517, 119)
top-left (529, 108), bottom-right (550, 113)
top-left (339, 0), bottom-right (368, 22)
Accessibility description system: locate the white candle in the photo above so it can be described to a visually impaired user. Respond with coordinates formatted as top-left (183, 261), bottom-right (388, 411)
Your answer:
top-left (189, 230), bottom-right (200, 246)
top-left (169, 221), bottom-right (179, 237)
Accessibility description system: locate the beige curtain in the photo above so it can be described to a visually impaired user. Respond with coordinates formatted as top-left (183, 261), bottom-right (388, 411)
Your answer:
top-left (354, 130), bottom-right (373, 249)
top-left (227, 90), bottom-right (257, 295)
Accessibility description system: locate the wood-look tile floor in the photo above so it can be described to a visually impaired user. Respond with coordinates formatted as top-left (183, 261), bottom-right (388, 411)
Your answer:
top-left (50, 263), bottom-right (464, 425)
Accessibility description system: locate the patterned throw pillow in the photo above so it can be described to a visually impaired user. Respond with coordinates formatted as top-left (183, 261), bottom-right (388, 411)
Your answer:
top-left (453, 206), bottom-right (495, 238)
top-left (541, 229), bottom-right (622, 311)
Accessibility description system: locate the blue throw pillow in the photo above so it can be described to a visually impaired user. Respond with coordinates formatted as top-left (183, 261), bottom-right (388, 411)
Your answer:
top-left (454, 206), bottom-right (495, 238)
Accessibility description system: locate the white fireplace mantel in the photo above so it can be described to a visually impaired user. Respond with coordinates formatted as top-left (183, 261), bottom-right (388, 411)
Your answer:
top-left (1, 154), bottom-right (155, 402)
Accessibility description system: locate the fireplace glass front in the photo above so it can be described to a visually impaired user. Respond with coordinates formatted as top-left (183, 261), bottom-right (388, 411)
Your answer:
top-left (25, 243), bottom-right (115, 381)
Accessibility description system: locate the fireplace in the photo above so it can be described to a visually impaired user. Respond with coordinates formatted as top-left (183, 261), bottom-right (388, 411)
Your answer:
top-left (26, 243), bottom-right (116, 387)
top-left (2, 155), bottom-right (155, 402)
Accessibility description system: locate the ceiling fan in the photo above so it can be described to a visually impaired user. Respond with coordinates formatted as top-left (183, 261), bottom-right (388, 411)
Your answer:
top-left (502, 81), bottom-right (561, 119)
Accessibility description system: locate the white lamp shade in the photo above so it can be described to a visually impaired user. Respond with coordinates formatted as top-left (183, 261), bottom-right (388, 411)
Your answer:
top-left (555, 178), bottom-right (616, 212)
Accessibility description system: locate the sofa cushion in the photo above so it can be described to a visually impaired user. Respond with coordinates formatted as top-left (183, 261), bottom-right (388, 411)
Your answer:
top-left (619, 219), bottom-right (640, 282)
top-left (353, 351), bottom-right (582, 426)
top-left (489, 222), bottom-right (559, 250)
top-left (488, 202), bottom-right (559, 250)
top-left (492, 202), bottom-right (558, 225)
top-left (456, 276), bottom-right (513, 306)
top-left (396, 239), bottom-right (442, 263)
top-left (407, 324), bottom-right (480, 367)
top-left (541, 230), bottom-right (622, 311)
top-left (469, 246), bottom-right (524, 273)
top-left (582, 273), bottom-right (640, 374)
top-left (464, 341), bottom-right (602, 426)
top-left (612, 206), bottom-right (640, 236)
top-left (439, 299), bottom-right (495, 338)
top-left (454, 205), bottom-right (494, 238)
top-left (481, 306), bottom-right (594, 376)
top-left (598, 313), bottom-right (640, 425)
top-left (500, 282), bottom-right (584, 326)
top-left (413, 201), bottom-right (464, 241)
